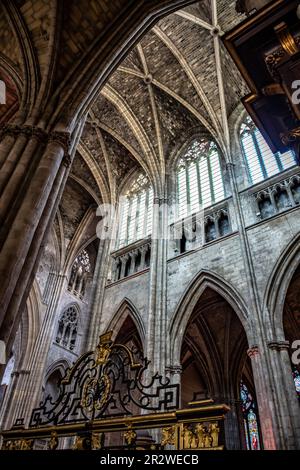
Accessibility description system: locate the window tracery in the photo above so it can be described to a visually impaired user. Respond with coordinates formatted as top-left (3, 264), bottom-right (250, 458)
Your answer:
top-left (292, 366), bottom-right (300, 400)
top-left (68, 250), bottom-right (90, 299)
top-left (55, 306), bottom-right (78, 351)
top-left (118, 173), bottom-right (153, 248)
top-left (176, 138), bottom-right (225, 219)
top-left (240, 116), bottom-right (295, 185)
top-left (240, 380), bottom-right (261, 450)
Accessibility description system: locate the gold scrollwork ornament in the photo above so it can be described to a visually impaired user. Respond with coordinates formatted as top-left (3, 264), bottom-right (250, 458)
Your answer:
top-left (161, 426), bottom-right (176, 447)
top-left (91, 432), bottom-right (104, 450)
top-left (3, 439), bottom-right (33, 450)
top-left (95, 332), bottom-right (113, 365)
top-left (81, 373), bottom-right (111, 413)
top-left (124, 425), bottom-right (137, 446)
top-left (48, 431), bottom-right (58, 450)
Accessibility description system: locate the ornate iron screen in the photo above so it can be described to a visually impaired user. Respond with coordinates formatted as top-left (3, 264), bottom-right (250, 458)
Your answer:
top-left (28, 332), bottom-right (179, 427)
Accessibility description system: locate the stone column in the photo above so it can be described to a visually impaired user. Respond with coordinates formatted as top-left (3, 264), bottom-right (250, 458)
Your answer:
top-left (85, 237), bottom-right (112, 351)
top-left (267, 340), bottom-right (300, 449)
top-left (140, 245), bottom-right (147, 270)
top-left (0, 127), bottom-right (48, 225)
top-left (247, 345), bottom-right (279, 449)
top-left (225, 160), bottom-right (288, 449)
top-left (130, 251), bottom-right (137, 275)
top-left (214, 214), bottom-right (220, 239)
top-left (0, 369), bottom-right (30, 429)
top-left (0, 126), bottom-right (18, 167)
top-left (0, 124), bottom-right (81, 363)
top-left (146, 196), bottom-right (168, 376)
top-left (166, 364), bottom-right (182, 403)
top-left (110, 257), bottom-right (118, 283)
top-left (224, 398), bottom-right (243, 450)
top-left (120, 255), bottom-right (128, 279)
top-left (4, 273), bottom-right (68, 427)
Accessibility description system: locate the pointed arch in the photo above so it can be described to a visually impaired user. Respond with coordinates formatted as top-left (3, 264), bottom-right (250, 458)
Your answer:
top-left (169, 270), bottom-right (250, 365)
top-left (21, 280), bottom-right (43, 368)
top-left (264, 232), bottom-right (300, 339)
top-left (2, 1), bottom-right (39, 115)
top-left (106, 298), bottom-right (145, 345)
top-left (45, 358), bottom-right (71, 382)
top-left (43, 359), bottom-right (72, 402)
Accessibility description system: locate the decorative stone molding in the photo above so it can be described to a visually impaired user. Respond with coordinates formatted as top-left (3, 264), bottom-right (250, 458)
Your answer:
top-left (0, 123), bottom-right (22, 139)
top-left (48, 131), bottom-right (72, 166)
top-left (281, 127), bottom-right (300, 163)
top-left (267, 340), bottom-right (290, 351)
top-left (247, 345), bottom-right (260, 359)
top-left (254, 171), bottom-right (300, 220)
top-left (166, 365), bottom-right (182, 376)
top-left (170, 201), bottom-right (232, 256)
top-left (0, 123), bottom-right (47, 141)
top-left (111, 238), bottom-right (151, 282)
top-left (153, 196), bottom-right (169, 206)
top-left (0, 125), bottom-right (72, 168)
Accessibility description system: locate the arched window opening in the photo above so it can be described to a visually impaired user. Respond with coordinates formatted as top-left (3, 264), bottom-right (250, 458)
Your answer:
top-left (283, 263), bottom-right (300, 402)
top-left (118, 174), bottom-right (153, 248)
top-left (180, 229), bottom-right (187, 254)
top-left (124, 257), bottom-right (131, 278)
top-left (290, 177), bottom-right (300, 204)
top-left (44, 369), bottom-right (63, 402)
top-left (0, 354), bottom-right (15, 405)
top-left (105, 314), bottom-right (143, 447)
top-left (274, 186), bottom-right (291, 211)
top-left (218, 211), bottom-right (230, 237)
top-left (177, 138), bottom-right (225, 219)
top-left (55, 306), bottom-right (78, 351)
top-left (292, 367), bottom-right (300, 400)
top-left (205, 217), bottom-right (217, 243)
top-left (257, 192), bottom-right (275, 219)
top-left (134, 251), bottom-right (141, 272)
top-left (68, 250), bottom-right (90, 299)
top-left (240, 380), bottom-right (261, 450)
top-left (240, 116), bottom-right (296, 185)
top-left (144, 246), bottom-right (151, 267)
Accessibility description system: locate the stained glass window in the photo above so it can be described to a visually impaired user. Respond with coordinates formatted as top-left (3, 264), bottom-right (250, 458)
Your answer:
top-left (118, 173), bottom-right (153, 248)
top-left (240, 116), bottom-right (296, 185)
top-left (292, 367), bottom-right (300, 400)
top-left (240, 380), bottom-right (261, 450)
top-left (176, 139), bottom-right (225, 219)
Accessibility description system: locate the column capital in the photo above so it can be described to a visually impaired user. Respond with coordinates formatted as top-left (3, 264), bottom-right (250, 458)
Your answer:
top-left (267, 340), bottom-right (290, 351)
top-left (22, 125), bottom-right (48, 141)
top-left (226, 162), bottom-right (235, 170)
top-left (48, 130), bottom-right (72, 166)
top-left (0, 123), bottom-right (22, 139)
top-left (0, 123), bottom-right (48, 141)
top-left (247, 345), bottom-right (260, 359)
top-left (153, 197), bottom-right (168, 205)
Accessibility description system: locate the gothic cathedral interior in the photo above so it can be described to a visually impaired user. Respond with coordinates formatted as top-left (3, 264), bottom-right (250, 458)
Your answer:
top-left (0, 0), bottom-right (300, 453)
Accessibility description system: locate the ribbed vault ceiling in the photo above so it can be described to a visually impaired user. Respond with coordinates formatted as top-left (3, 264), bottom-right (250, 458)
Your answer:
top-left (80, 0), bottom-right (248, 200)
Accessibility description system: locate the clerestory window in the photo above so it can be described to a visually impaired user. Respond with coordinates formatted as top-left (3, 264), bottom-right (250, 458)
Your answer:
top-left (176, 138), bottom-right (225, 219)
top-left (118, 173), bottom-right (153, 248)
top-left (240, 116), bottom-right (296, 185)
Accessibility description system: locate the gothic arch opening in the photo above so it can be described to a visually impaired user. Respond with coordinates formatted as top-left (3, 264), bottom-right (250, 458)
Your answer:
top-left (114, 315), bottom-right (143, 353)
top-left (106, 314), bottom-right (148, 448)
top-left (44, 369), bottom-right (63, 403)
top-left (180, 287), bottom-right (261, 450)
top-left (283, 265), bottom-right (300, 400)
